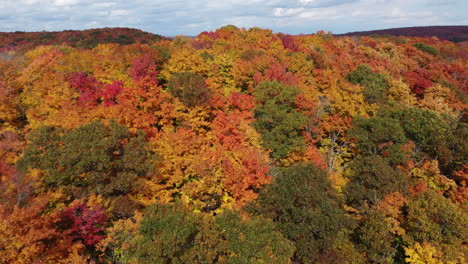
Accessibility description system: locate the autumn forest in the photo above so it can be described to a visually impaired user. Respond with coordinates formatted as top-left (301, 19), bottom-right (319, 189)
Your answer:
top-left (0, 26), bottom-right (467, 263)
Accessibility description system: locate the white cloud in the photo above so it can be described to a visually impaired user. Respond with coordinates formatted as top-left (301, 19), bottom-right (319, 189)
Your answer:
top-left (186, 22), bottom-right (210, 28)
top-left (231, 0), bottom-right (282, 5)
top-left (110, 9), bottom-right (129, 16)
top-left (85, 21), bottom-right (99, 27)
top-left (298, 8), bottom-right (340, 20)
top-left (53, 0), bottom-right (82, 6)
top-left (298, 0), bottom-right (357, 7)
top-left (0, 0), bottom-right (466, 35)
top-left (91, 2), bottom-right (116, 8)
top-left (23, 0), bottom-right (41, 4)
top-left (273, 8), bottom-right (304, 17)
top-left (298, 0), bottom-right (318, 4)
top-left (96, 11), bottom-right (109, 16)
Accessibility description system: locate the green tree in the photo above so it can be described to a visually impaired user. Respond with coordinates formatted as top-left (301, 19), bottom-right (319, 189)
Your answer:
top-left (166, 72), bottom-right (212, 108)
top-left (132, 202), bottom-right (225, 264)
top-left (252, 81), bottom-right (307, 160)
top-left (216, 211), bottom-right (295, 264)
top-left (379, 106), bottom-right (449, 155)
top-left (413, 43), bottom-right (438, 56)
top-left (378, 105), bottom-right (456, 170)
top-left (349, 115), bottom-right (408, 165)
top-left (123, 202), bottom-right (294, 264)
top-left (348, 64), bottom-right (389, 104)
top-left (18, 120), bottom-right (155, 198)
top-left (446, 121), bottom-right (468, 175)
top-left (355, 210), bottom-right (396, 264)
top-left (403, 190), bottom-right (468, 263)
top-left (248, 163), bottom-right (354, 263)
top-left (344, 155), bottom-right (408, 207)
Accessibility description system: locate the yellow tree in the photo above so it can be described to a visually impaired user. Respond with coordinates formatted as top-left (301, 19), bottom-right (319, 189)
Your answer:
top-left (159, 46), bottom-right (210, 81)
top-left (0, 192), bottom-right (86, 263)
top-left (0, 54), bottom-right (23, 131)
top-left (405, 242), bottom-right (444, 264)
top-left (18, 46), bottom-right (78, 129)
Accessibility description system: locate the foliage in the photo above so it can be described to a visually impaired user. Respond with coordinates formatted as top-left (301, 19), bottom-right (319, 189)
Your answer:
top-left (70, 72), bottom-right (123, 106)
top-left (0, 192), bottom-right (86, 263)
top-left (378, 105), bottom-right (458, 170)
top-left (347, 64), bottom-right (390, 104)
top-left (349, 115), bottom-right (408, 164)
top-left (0, 27), bottom-right (166, 52)
top-left (215, 211), bottom-right (295, 264)
top-left (1, 26), bottom-right (467, 263)
top-left (404, 242), bottom-right (444, 264)
top-left (248, 163), bottom-right (354, 263)
top-left (18, 120), bottom-right (155, 198)
top-left (252, 81), bottom-right (307, 160)
top-left (339, 25), bottom-right (468, 43)
top-left (115, 202), bottom-right (294, 264)
top-left (403, 190), bottom-right (468, 263)
top-left (132, 202), bottom-right (223, 264)
top-left (344, 155), bottom-right (408, 207)
top-left (166, 72), bottom-right (212, 108)
top-left (413, 42), bottom-right (439, 56)
top-left (59, 201), bottom-right (108, 247)
top-left (355, 210), bottom-right (396, 264)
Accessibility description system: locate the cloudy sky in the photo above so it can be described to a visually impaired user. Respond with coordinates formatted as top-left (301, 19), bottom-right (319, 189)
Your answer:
top-left (1, 0), bottom-right (467, 36)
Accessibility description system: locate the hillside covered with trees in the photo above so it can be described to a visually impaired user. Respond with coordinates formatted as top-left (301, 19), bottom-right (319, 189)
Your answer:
top-left (0, 27), bottom-right (166, 52)
top-left (0, 26), bottom-right (467, 263)
top-left (339, 25), bottom-right (468, 43)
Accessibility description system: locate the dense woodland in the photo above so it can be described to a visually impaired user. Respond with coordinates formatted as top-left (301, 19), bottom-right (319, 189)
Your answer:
top-left (0, 26), bottom-right (467, 263)
top-left (340, 25), bottom-right (468, 43)
top-left (0, 28), bottom-right (166, 52)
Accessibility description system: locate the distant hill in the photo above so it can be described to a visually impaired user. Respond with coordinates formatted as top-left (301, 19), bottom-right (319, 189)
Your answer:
top-left (0, 27), bottom-right (167, 52)
top-left (339, 26), bottom-right (468, 42)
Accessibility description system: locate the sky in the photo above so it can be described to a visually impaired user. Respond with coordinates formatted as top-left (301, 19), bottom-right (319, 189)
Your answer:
top-left (0, 0), bottom-right (467, 36)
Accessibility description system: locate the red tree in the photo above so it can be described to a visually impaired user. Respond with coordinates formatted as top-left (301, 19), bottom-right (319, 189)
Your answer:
top-left (59, 202), bottom-right (108, 246)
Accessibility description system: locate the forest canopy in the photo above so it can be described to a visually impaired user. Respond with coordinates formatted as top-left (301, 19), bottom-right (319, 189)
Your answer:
top-left (0, 26), bottom-right (467, 263)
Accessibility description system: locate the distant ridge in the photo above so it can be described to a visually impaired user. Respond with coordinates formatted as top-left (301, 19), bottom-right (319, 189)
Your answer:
top-left (0, 27), bottom-right (167, 51)
top-left (338, 25), bottom-right (468, 42)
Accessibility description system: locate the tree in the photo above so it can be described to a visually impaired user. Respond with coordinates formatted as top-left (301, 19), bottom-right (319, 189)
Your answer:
top-left (253, 63), bottom-right (299, 87)
top-left (166, 72), bottom-right (212, 108)
top-left (403, 190), bottom-right (468, 263)
top-left (413, 43), bottom-right (438, 56)
top-left (404, 68), bottom-right (433, 97)
top-left (411, 160), bottom-right (456, 192)
top-left (69, 72), bottom-right (123, 107)
top-left (405, 242), bottom-right (444, 264)
top-left (248, 163), bottom-right (354, 263)
top-left (59, 201), bottom-right (108, 247)
top-left (18, 46), bottom-right (77, 129)
top-left (215, 210), bottom-right (295, 264)
top-left (159, 46), bottom-right (210, 82)
top-left (0, 161), bottom-right (37, 209)
top-left (315, 69), bottom-right (373, 117)
top-left (0, 192), bottom-right (86, 263)
top-left (252, 81), bottom-right (307, 160)
top-left (129, 202), bottom-right (225, 264)
top-left (349, 115), bottom-right (408, 165)
top-left (0, 80), bottom-right (20, 130)
top-left (211, 109), bottom-right (271, 206)
top-left (347, 64), bottom-right (389, 104)
top-left (113, 202), bottom-right (294, 264)
top-left (18, 120), bottom-right (155, 198)
top-left (354, 210), bottom-right (397, 264)
top-left (344, 155), bottom-right (408, 207)
top-left (378, 105), bottom-right (454, 169)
